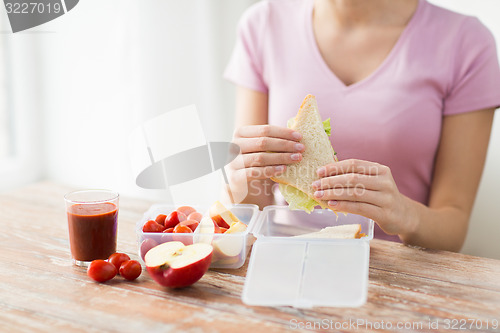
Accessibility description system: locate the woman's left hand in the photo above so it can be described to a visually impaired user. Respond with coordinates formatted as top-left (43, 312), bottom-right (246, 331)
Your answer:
top-left (312, 159), bottom-right (411, 235)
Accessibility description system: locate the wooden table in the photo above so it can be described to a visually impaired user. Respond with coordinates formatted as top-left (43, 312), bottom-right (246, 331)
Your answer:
top-left (1, 182), bottom-right (499, 332)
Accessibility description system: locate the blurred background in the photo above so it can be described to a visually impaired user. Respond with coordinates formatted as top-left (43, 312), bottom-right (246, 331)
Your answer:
top-left (0, 0), bottom-right (499, 259)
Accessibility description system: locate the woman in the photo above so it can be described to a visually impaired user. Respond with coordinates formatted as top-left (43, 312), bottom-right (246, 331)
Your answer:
top-left (224, 0), bottom-right (500, 251)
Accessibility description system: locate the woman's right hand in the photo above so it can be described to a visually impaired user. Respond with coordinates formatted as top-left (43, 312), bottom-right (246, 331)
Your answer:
top-left (231, 124), bottom-right (305, 182)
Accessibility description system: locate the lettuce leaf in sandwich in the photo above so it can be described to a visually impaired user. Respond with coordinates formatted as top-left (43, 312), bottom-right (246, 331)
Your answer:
top-left (279, 183), bottom-right (319, 213)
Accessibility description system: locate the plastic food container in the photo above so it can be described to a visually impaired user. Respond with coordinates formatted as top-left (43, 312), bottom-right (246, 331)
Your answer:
top-left (136, 204), bottom-right (259, 269)
top-left (242, 206), bottom-right (374, 308)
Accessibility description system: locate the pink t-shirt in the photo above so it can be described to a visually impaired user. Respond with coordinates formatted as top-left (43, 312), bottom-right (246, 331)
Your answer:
top-left (224, 0), bottom-right (500, 241)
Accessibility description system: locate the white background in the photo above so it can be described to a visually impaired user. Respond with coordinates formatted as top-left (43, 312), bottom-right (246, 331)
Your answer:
top-left (0, 0), bottom-right (499, 259)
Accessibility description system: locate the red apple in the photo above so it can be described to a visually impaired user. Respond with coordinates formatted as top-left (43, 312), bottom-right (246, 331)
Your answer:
top-left (145, 241), bottom-right (213, 288)
top-left (164, 211), bottom-right (187, 229)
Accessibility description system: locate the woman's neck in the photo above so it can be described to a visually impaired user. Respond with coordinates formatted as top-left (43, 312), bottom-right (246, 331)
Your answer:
top-left (314, 0), bottom-right (419, 29)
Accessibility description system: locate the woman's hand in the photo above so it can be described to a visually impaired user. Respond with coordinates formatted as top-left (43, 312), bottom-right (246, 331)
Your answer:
top-left (231, 124), bottom-right (305, 182)
top-left (225, 124), bottom-right (305, 206)
top-left (312, 159), bottom-right (413, 236)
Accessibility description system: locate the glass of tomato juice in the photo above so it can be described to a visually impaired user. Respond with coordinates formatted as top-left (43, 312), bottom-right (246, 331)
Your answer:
top-left (64, 190), bottom-right (119, 267)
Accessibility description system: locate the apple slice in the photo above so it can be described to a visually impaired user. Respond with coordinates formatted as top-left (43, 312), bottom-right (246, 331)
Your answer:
top-left (211, 220), bottom-right (248, 259)
top-left (209, 201), bottom-right (241, 229)
top-left (193, 216), bottom-right (220, 244)
top-left (224, 221), bottom-right (247, 234)
top-left (212, 255), bottom-right (241, 267)
top-left (212, 236), bottom-right (244, 258)
top-left (145, 241), bottom-right (213, 288)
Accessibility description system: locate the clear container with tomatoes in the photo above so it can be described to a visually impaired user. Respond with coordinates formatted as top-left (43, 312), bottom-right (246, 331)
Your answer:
top-left (136, 204), bottom-right (260, 269)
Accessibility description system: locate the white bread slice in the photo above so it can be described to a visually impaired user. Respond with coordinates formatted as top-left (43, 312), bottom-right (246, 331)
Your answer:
top-left (271, 94), bottom-right (335, 210)
top-left (293, 224), bottom-right (362, 239)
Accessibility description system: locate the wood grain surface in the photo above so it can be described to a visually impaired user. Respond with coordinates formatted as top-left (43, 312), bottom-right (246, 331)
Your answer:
top-left (0, 181), bottom-right (499, 333)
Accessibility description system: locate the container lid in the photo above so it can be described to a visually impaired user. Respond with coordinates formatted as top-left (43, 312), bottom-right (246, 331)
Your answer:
top-left (242, 238), bottom-right (370, 308)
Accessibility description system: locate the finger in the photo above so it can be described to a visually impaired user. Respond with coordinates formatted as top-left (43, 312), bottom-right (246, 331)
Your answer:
top-left (234, 137), bottom-right (305, 154)
top-left (313, 187), bottom-right (387, 207)
top-left (235, 125), bottom-right (302, 142)
top-left (243, 152), bottom-right (302, 168)
top-left (312, 173), bottom-right (386, 192)
top-left (326, 200), bottom-right (384, 224)
top-left (317, 159), bottom-right (388, 177)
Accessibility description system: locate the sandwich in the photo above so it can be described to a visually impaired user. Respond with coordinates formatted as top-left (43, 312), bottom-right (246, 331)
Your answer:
top-left (271, 94), bottom-right (338, 213)
top-left (293, 224), bottom-right (363, 239)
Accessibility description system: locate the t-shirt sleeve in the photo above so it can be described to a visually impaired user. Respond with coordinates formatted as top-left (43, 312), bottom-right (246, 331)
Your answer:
top-left (444, 17), bottom-right (500, 115)
top-left (223, 2), bottom-right (268, 93)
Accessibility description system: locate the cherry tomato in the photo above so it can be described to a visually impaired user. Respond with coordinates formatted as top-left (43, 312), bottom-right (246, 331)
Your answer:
top-left (179, 219), bottom-right (199, 231)
top-left (173, 224), bottom-right (193, 233)
top-left (177, 206), bottom-right (196, 217)
top-left (143, 220), bottom-right (164, 233)
top-left (164, 211), bottom-right (187, 229)
top-left (87, 260), bottom-right (117, 282)
top-left (108, 252), bottom-right (130, 271)
top-left (155, 214), bottom-right (167, 226)
top-left (119, 260), bottom-right (142, 281)
top-left (162, 227), bottom-right (174, 233)
top-left (187, 212), bottom-right (203, 222)
top-left (140, 238), bottom-right (158, 261)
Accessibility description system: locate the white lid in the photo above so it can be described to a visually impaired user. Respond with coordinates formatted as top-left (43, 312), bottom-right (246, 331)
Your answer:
top-left (242, 238), bottom-right (370, 308)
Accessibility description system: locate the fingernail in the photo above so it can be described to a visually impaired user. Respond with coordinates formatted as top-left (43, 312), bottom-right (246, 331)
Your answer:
top-left (328, 200), bottom-right (338, 206)
top-left (312, 180), bottom-right (320, 188)
top-left (292, 132), bottom-right (302, 140)
top-left (291, 153), bottom-right (301, 161)
top-left (295, 143), bottom-right (305, 151)
top-left (317, 167), bottom-right (326, 177)
top-left (314, 190), bottom-right (324, 198)
top-left (275, 165), bottom-right (285, 172)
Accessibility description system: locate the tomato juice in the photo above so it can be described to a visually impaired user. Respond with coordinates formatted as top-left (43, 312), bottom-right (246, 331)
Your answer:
top-left (67, 202), bottom-right (118, 262)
